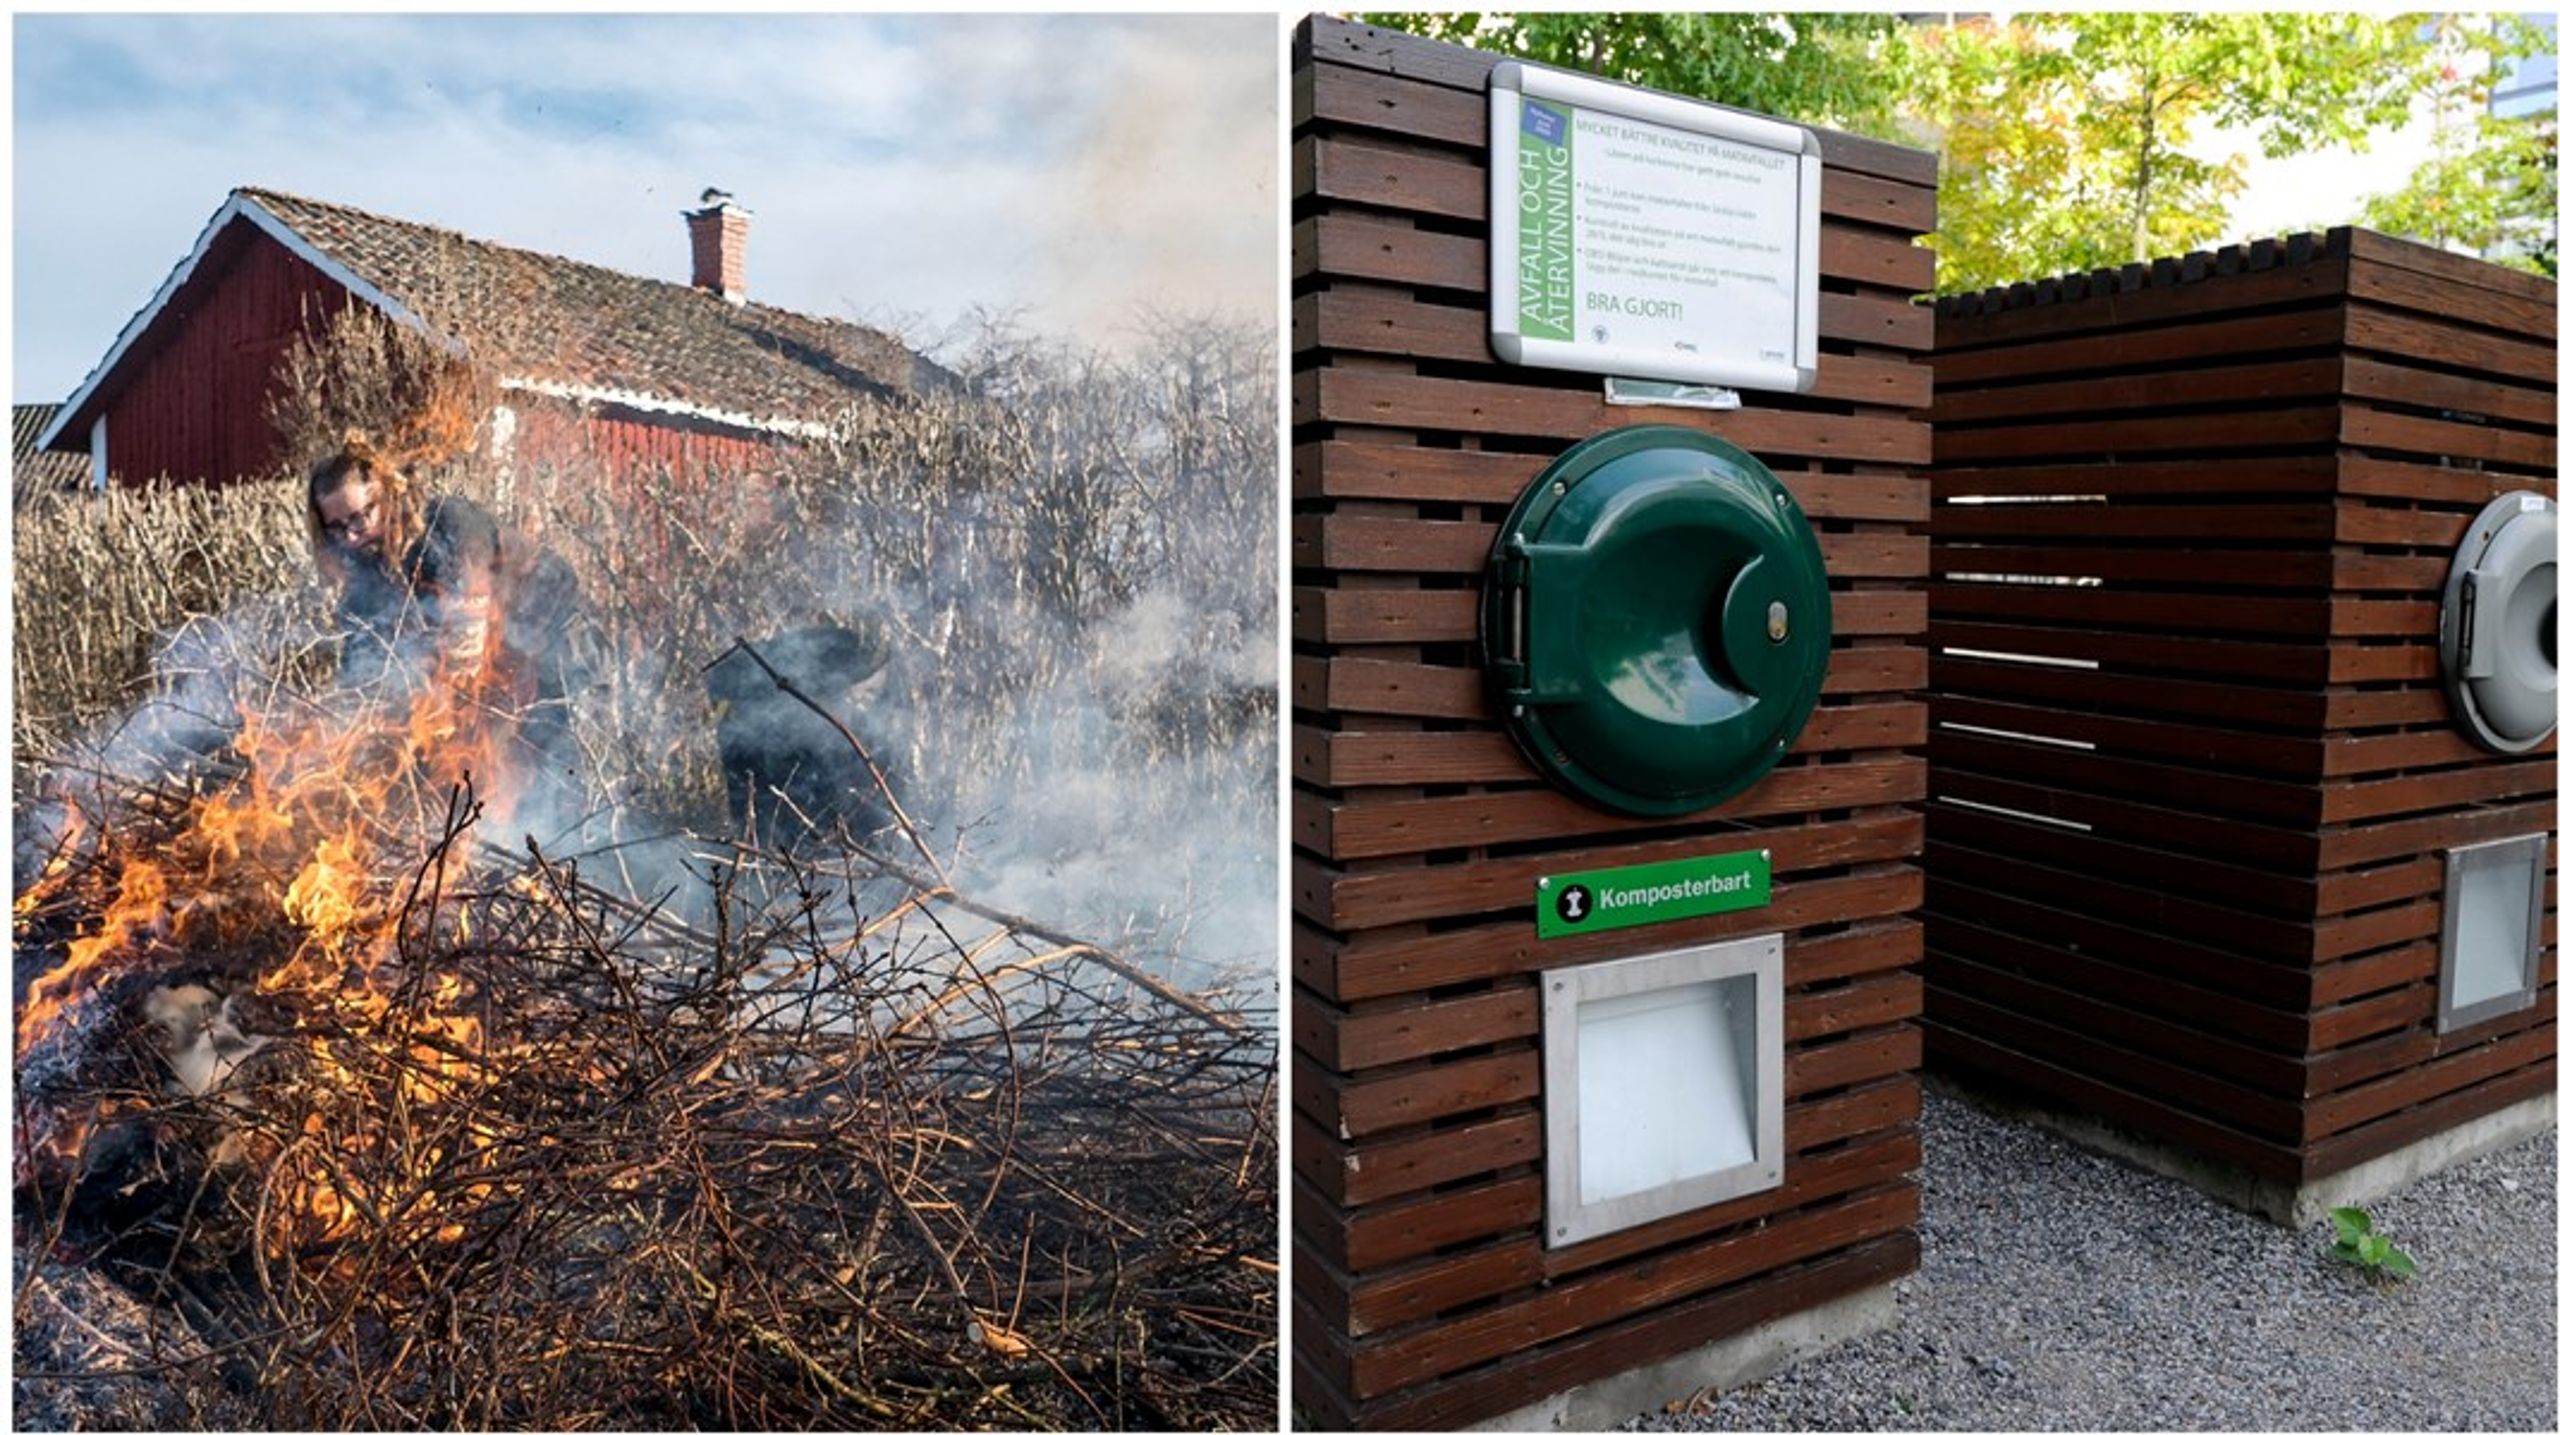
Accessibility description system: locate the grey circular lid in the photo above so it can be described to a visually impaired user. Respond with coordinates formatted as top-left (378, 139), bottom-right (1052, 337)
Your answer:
top-left (2441, 491), bottom-right (2556, 754)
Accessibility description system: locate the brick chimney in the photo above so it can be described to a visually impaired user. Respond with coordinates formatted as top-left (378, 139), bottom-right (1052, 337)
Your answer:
top-left (685, 189), bottom-right (751, 303)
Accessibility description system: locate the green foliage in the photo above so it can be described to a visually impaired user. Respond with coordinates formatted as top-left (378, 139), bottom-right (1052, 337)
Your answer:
top-left (1907, 13), bottom-right (2431, 292)
top-left (1359, 12), bottom-right (1914, 137)
top-left (2358, 15), bottom-right (2559, 275)
top-left (2328, 1206), bottom-right (2421, 1282)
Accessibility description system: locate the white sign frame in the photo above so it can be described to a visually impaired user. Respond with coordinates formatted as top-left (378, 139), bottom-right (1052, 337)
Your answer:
top-left (1490, 61), bottom-right (1824, 393)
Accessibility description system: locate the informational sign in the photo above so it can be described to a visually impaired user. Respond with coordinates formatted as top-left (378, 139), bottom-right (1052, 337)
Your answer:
top-left (1537, 849), bottom-right (1773, 939)
top-left (1490, 61), bottom-right (1823, 392)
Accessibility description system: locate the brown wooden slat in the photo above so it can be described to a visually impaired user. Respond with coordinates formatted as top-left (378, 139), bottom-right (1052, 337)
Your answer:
top-left (1305, 809), bottom-right (1921, 930)
top-left (2342, 304), bottom-right (2557, 385)
top-left (1302, 704), bottom-right (1923, 788)
top-left (1297, 983), bottom-right (1538, 1070)
top-left (2344, 244), bottom-right (2560, 343)
top-left (1932, 769), bottom-right (2322, 872)
top-left (1934, 405), bottom-right (2335, 464)
top-left (1296, 1107), bottom-right (1543, 1207)
top-left (1928, 842), bottom-right (2332, 964)
top-left (1934, 730), bottom-right (2319, 824)
top-left (2336, 453), bottom-right (2554, 510)
top-left (1927, 913), bottom-right (2309, 1049)
top-left (1304, 1170), bottom-right (1543, 1273)
top-left (2305, 993), bottom-right (2553, 1091)
top-left (2340, 404), bottom-right (2556, 471)
top-left (1929, 620), bottom-right (2339, 685)
top-left (1306, 513), bottom-right (1928, 575)
top-left (1930, 585), bottom-right (2341, 639)
top-left (2321, 760), bottom-right (2557, 824)
top-left (1298, 646), bottom-right (1926, 722)
top-left (1925, 1023), bottom-right (2303, 1183)
top-left (2300, 1057), bottom-right (2557, 1179)
top-left (1339, 1127), bottom-right (1918, 1336)
top-left (1928, 951), bottom-right (2307, 1097)
top-left (1297, 214), bottom-right (1485, 289)
top-left (1930, 502), bottom-right (2336, 542)
top-left (1301, 437), bottom-right (1932, 514)
top-left (1336, 1235), bottom-right (1919, 1430)
top-left (1304, 369), bottom-right (1934, 457)
top-left (1930, 306), bottom-right (2348, 387)
top-left (2339, 353), bottom-right (2560, 427)
top-left (2340, 226), bottom-right (2560, 313)
top-left (1927, 874), bottom-right (2312, 1008)
top-left (1827, 224), bottom-right (1936, 289)
top-left (1303, 584), bottom-right (1923, 645)
top-left (1928, 803), bottom-right (2323, 919)
top-left (1313, 890), bottom-right (1920, 1006)
top-left (1342, 1181), bottom-right (1920, 1399)
top-left (1930, 655), bottom-right (2329, 732)
top-left (1929, 355), bottom-right (2341, 425)
top-left (1299, 1048), bottom-right (1541, 1141)
top-left (1932, 980), bottom-right (2319, 1142)
top-left (1930, 454), bottom-right (2338, 500)
top-left (2327, 727), bottom-right (2556, 776)
top-left (1303, 756), bottom-right (1926, 860)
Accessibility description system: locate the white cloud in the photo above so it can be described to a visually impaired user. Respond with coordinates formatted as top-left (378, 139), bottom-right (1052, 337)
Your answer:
top-left (13, 14), bottom-right (1275, 399)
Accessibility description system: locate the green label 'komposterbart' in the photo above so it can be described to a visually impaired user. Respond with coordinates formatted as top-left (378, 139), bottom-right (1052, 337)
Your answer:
top-left (1538, 849), bottom-right (1772, 938)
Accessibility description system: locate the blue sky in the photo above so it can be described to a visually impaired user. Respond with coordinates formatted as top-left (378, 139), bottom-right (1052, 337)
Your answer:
top-left (13, 13), bottom-right (1276, 402)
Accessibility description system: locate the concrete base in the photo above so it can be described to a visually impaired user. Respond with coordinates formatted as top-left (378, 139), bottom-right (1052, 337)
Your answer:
top-left (1933, 1071), bottom-right (2557, 1230)
top-left (1464, 1280), bottom-right (1901, 1431)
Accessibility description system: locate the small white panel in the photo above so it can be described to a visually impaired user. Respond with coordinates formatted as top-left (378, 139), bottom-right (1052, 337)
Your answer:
top-left (2441, 833), bottom-right (2550, 1030)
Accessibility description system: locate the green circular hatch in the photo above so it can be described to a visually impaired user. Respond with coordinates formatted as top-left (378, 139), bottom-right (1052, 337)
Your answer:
top-left (1482, 426), bottom-right (1831, 817)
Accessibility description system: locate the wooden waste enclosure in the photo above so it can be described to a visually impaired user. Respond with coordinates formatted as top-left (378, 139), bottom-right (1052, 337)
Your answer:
top-left (1925, 228), bottom-right (2558, 1204)
top-left (1291, 17), bottom-right (1937, 1428)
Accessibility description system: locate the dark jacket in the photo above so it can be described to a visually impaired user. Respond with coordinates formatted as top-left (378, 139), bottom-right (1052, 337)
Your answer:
top-left (706, 624), bottom-right (898, 850)
top-left (336, 496), bottom-right (598, 776)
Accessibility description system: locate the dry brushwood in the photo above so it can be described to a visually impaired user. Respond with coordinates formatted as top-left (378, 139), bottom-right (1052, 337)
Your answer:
top-left (14, 773), bottom-right (1275, 1431)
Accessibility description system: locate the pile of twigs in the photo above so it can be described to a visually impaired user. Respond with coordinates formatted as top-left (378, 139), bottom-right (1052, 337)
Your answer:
top-left (13, 776), bottom-right (1275, 1430)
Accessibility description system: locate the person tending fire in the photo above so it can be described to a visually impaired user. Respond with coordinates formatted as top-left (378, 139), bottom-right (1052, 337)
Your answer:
top-left (305, 436), bottom-right (597, 805)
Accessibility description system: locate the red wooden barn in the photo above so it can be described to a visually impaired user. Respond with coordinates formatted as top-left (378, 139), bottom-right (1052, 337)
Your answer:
top-left (33, 186), bottom-right (949, 491)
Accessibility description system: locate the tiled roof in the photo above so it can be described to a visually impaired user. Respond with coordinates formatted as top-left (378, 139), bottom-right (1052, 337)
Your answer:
top-left (241, 187), bottom-right (951, 428)
top-left (13, 403), bottom-right (89, 504)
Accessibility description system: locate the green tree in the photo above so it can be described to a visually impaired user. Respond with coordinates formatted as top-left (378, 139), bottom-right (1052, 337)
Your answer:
top-left (1359, 12), bottom-right (1914, 138)
top-left (2357, 15), bottom-right (2558, 274)
top-left (1906, 13), bottom-right (2433, 292)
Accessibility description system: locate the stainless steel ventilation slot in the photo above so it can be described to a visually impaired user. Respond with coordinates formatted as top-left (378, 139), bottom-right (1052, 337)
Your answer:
top-left (1541, 935), bottom-right (1785, 1247)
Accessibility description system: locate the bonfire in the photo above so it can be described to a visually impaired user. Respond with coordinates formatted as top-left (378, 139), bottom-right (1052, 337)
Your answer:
top-left (14, 614), bottom-right (1275, 1428)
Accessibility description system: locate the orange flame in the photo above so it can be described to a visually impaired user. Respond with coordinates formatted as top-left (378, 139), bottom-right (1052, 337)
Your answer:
top-left (16, 857), bottom-right (169, 1053)
top-left (17, 631), bottom-right (537, 1246)
top-left (13, 800), bottom-right (87, 920)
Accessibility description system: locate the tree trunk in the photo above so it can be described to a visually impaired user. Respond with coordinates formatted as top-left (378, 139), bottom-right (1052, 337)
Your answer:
top-left (2132, 71), bottom-right (2158, 264)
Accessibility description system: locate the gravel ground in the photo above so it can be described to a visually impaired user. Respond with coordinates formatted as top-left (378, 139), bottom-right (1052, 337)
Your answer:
top-left (1634, 1086), bottom-right (2558, 1432)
